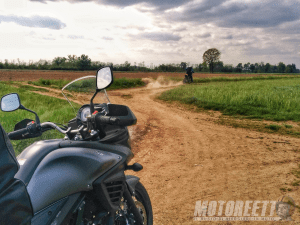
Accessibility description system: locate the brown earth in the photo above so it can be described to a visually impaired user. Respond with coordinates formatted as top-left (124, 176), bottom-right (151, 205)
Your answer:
top-left (0, 70), bottom-right (285, 81)
top-left (26, 80), bottom-right (300, 225)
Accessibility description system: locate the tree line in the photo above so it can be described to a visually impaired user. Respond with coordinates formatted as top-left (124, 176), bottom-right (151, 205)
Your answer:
top-left (0, 54), bottom-right (299, 73)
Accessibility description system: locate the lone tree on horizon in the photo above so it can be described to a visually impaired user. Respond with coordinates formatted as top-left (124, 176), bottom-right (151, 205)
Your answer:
top-left (203, 48), bottom-right (221, 73)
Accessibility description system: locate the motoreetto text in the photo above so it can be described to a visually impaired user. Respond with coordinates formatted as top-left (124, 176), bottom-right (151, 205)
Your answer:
top-left (194, 200), bottom-right (281, 221)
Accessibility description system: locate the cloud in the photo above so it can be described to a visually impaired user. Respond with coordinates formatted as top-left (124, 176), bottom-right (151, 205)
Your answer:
top-left (164, 0), bottom-right (300, 28)
top-left (68, 35), bottom-right (84, 39)
top-left (0, 15), bottom-right (66, 30)
top-left (196, 33), bottom-right (211, 38)
top-left (102, 36), bottom-right (114, 40)
top-left (115, 25), bottom-right (146, 31)
top-left (30, 0), bottom-right (193, 11)
top-left (221, 35), bottom-right (233, 39)
top-left (130, 32), bottom-right (181, 42)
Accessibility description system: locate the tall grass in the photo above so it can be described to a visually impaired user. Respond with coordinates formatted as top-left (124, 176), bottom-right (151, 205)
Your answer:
top-left (159, 78), bottom-right (300, 121)
top-left (0, 82), bottom-right (79, 154)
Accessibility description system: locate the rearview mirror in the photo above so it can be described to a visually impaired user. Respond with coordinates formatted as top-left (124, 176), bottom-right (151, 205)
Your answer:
top-left (1, 93), bottom-right (21, 112)
top-left (96, 67), bottom-right (113, 90)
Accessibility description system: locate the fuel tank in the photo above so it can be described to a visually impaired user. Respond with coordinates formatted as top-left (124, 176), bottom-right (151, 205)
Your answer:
top-left (26, 147), bottom-right (121, 213)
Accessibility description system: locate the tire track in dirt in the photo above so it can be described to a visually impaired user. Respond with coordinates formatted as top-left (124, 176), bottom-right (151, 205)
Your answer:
top-left (23, 81), bottom-right (300, 224)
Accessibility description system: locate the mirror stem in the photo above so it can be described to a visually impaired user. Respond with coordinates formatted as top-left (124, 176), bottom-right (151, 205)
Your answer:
top-left (19, 105), bottom-right (41, 125)
top-left (90, 90), bottom-right (99, 114)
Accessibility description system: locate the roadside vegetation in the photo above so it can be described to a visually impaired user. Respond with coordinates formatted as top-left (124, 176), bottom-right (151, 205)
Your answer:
top-left (168, 74), bottom-right (300, 83)
top-left (1, 53), bottom-right (299, 73)
top-left (159, 78), bottom-right (300, 121)
top-left (0, 82), bottom-right (78, 155)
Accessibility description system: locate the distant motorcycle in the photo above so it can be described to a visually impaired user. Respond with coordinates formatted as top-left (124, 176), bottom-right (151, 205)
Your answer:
top-left (0, 67), bottom-right (153, 225)
top-left (183, 67), bottom-right (194, 84)
top-left (183, 74), bottom-right (192, 84)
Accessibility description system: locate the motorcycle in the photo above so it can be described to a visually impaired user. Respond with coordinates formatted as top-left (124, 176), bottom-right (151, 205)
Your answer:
top-left (183, 67), bottom-right (194, 84)
top-left (182, 74), bottom-right (192, 84)
top-left (0, 67), bottom-right (153, 225)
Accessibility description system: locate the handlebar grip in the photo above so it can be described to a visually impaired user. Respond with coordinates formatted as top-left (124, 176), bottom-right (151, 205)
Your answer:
top-left (95, 115), bottom-right (120, 125)
top-left (8, 128), bottom-right (28, 140)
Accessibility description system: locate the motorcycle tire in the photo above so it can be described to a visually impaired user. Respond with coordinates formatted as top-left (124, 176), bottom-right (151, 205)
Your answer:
top-left (132, 181), bottom-right (153, 225)
top-left (183, 78), bottom-right (188, 84)
top-left (68, 181), bottom-right (153, 225)
top-left (114, 181), bottom-right (153, 225)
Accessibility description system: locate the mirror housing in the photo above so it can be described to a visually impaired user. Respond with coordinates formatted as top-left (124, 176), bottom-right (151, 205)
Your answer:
top-left (96, 67), bottom-right (113, 90)
top-left (1, 93), bottom-right (21, 112)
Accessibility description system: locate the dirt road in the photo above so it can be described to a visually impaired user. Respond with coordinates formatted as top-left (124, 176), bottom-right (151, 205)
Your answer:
top-left (30, 81), bottom-right (300, 224)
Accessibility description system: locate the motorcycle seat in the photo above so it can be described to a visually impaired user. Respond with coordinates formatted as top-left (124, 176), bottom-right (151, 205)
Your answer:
top-left (0, 123), bottom-right (33, 224)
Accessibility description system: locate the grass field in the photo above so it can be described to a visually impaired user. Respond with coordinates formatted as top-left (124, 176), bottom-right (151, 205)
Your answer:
top-left (159, 78), bottom-right (300, 121)
top-left (0, 82), bottom-right (78, 154)
top-left (28, 77), bottom-right (146, 90)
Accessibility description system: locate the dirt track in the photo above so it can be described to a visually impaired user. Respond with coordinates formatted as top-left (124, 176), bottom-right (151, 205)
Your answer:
top-left (27, 81), bottom-right (300, 224)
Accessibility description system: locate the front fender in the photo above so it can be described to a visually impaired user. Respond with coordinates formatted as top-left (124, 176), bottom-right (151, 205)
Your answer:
top-left (125, 175), bottom-right (140, 194)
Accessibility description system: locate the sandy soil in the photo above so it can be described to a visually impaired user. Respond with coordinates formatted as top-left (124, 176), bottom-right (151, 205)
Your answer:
top-left (25, 80), bottom-right (300, 224)
top-left (0, 70), bottom-right (285, 81)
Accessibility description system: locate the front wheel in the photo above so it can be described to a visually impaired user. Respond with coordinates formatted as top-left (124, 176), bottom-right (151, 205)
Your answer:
top-left (116, 181), bottom-right (153, 225)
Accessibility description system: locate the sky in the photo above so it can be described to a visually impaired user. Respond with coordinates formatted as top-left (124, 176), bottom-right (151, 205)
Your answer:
top-left (0, 0), bottom-right (299, 67)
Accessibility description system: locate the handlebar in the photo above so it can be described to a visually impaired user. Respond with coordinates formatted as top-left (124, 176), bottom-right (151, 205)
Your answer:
top-left (8, 128), bottom-right (29, 140)
top-left (41, 122), bottom-right (71, 134)
top-left (94, 115), bottom-right (120, 125)
top-left (8, 115), bottom-right (120, 140)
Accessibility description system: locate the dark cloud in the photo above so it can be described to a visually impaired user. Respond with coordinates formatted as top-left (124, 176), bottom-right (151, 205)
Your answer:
top-left (243, 46), bottom-right (294, 56)
top-left (172, 27), bottom-right (187, 32)
top-left (0, 15), bottom-right (66, 29)
top-left (165, 0), bottom-right (300, 28)
top-left (196, 33), bottom-right (211, 38)
top-left (130, 32), bottom-right (181, 42)
top-left (30, 0), bottom-right (193, 11)
top-left (28, 0), bottom-right (300, 29)
top-left (221, 35), bottom-right (233, 39)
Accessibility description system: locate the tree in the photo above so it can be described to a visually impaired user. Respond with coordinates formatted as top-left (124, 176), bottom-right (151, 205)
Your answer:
top-left (214, 61), bottom-right (224, 72)
top-left (180, 62), bottom-right (187, 71)
top-left (244, 62), bottom-right (250, 72)
top-left (265, 63), bottom-right (271, 73)
top-left (203, 48), bottom-right (221, 73)
top-left (52, 57), bottom-right (66, 66)
top-left (76, 54), bottom-right (91, 71)
top-left (235, 63), bottom-right (243, 73)
top-left (285, 64), bottom-right (293, 73)
top-left (278, 62), bottom-right (286, 73)
top-left (201, 62), bottom-right (209, 72)
top-left (249, 64), bottom-right (255, 73)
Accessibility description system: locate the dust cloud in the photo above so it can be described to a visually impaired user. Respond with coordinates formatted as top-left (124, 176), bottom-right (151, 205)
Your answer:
top-left (143, 76), bottom-right (183, 89)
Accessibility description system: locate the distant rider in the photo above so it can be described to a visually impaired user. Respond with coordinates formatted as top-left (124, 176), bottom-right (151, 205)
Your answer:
top-left (186, 67), bottom-right (194, 83)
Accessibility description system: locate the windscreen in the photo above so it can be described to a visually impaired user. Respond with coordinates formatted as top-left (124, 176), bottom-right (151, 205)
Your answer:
top-left (61, 76), bottom-right (110, 115)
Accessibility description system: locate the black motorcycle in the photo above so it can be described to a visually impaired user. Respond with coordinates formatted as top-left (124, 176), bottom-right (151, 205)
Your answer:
top-left (0, 67), bottom-right (153, 225)
top-left (183, 74), bottom-right (192, 84)
top-left (183, 67), bottom-right (194, 84)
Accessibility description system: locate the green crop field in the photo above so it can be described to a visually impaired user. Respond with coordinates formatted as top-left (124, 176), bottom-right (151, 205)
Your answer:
top-left (0, 83), bottom-right (79, 155)
top-left (159, 78), bottom-right (300, 121)
top-left (28, 77), bottom-right (146, 90)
